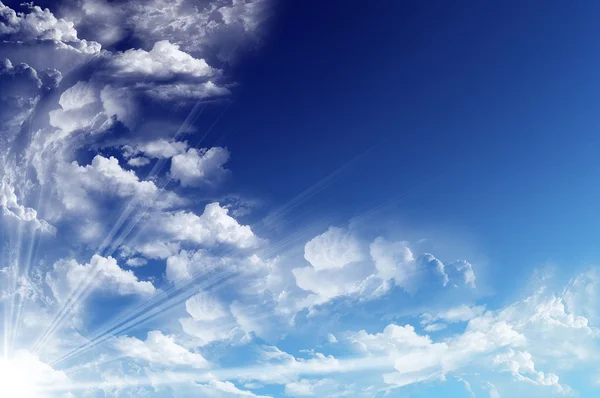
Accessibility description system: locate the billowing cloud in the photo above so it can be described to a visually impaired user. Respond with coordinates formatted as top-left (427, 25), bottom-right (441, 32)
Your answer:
top-left (46, 254), bottom-right (157, 302)
top-left (171, 147), bottom-right (231, 186)
top-left (115, 330), bottom-right (209, 368)
top-left (304, 227), bottom-right (364, 271)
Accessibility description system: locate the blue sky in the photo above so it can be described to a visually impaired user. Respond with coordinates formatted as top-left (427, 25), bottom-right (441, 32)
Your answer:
top-left (0, 0), bottom-right (600, 397)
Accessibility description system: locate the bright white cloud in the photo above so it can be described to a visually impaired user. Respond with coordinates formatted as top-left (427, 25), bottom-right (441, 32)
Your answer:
top-left (186, 291), bottom-right (229, 321)
top-left (107, 40), bottom-right (215, 80)
top-left (157, 202), bottom-right (258, 252)
top-left (0, 177), bottom-right (55, 234)
top-left (116, 330), bottom-right (209, 368)
top-left (55, 155), bottom-right (182, 213)
top-left (0, 2), bottom-right (99, 52)
top-left (46, 254), bottom-right (156, 302)
top-left (171, 147), bottom-right (230, 186)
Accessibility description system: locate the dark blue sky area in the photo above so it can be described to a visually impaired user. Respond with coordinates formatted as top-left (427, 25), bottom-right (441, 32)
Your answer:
top-left (211, 1), bottom-right (600, 289)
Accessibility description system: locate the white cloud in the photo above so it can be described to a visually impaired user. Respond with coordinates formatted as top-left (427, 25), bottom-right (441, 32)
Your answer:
top-left (58, 81), bottom-right (97, 111)
top-left (125, 257), bottom-right (147, 267)
top-left (100, 84), bottom-right (139, 129)
top-left (186, 291), bottom-right (229, 321)
top-left (348, 318), bottom-right (526, 389)
top-left (142, 81), bottom-right (230, 101)
top-left (482, 381), bottom-right (500, 398)
top-left (304, 227), bottom-right (363, 271)
top-left (0, 2), bottom-right (99, 53)
top-left (46, 254), bottom-right (156, 302)
top-left (0, 58), bottom-right (53, 154)
top-left (423, 323), bottom-right (447, 332)
top-left (128, 156), bottom-right (151, 167)
top-left (493, 349), bottom-right (568, 392)
top-left (115, 330), bottom-right (209, 368)
top-left (284, 378), bottom-right (349, 397)
top-left (55, 155), bottom-right (182, 213)
top-left (0, 2), bottom-right (100, 72)
top-left (291, 262), bottom-right (375, 305)
top-left (196, 379), bottom-right (271, 397)
top-left (369, 237), bottom-right (416, 289)
top-left (154, 202), bottom-right (258, 254)
top-left (72, 0), bottom-right (272, 62)
top-left (421, 305), bottom-right (486, 326)
top-left (0, 177), bottom-right (55, 234)
top-left (125, 139), bottom-right (189, 160)
top-left (171, 147), bottom-right (230, 186)
top-left (107, 40), bottom-right (215, 80)
top-left (287, 229), bottom-right (477, 310)
top-left (219, 0), bottom-right (270, 31)
top-left (0, 350), bottom-right (72, 398)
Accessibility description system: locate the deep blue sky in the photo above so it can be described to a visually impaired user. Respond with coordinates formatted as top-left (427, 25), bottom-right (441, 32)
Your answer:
top-left (3, 1), bottom-right (600, 396)
top-left (213, 0), bottom-right (600, 297)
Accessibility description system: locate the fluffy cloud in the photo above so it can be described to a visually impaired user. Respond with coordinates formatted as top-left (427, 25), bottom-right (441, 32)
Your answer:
top-left (493, 349), bottom-right (567, 392)
top-left (304, 227), bottom-right (363, 271)
top-left (115, 330), bottom-right (209, 368)
top-left (55, 155), bottom-right (182, 213)
top-left (106, 40), bottom-right (215, 80)
top-left (186, 291), bottom-right (229, 321)
top-left (171, 147), bottom-right (231, 186)
top-left (0, 177), bottom-right (55, 234)
top-left (0, 2), bottom-right (100, 72)
top-left (349, 319), bottom-right (526, 389)
top-left (0, 58), bottom-right (59, 154)
top-left (166, 202), bottom-right (257, 248)
top-left (46, 254), bottom-right (156, 302)
top-left (70, 0), bottom-right (272, 62)
top-left (124, 139), bottom-right (189, 160)
top-left (288, 228), bottom-right (477, 310)
top-left (135, 202), bottom-right (258, 261)
top-left (0, 350), bottom-right (72, 398)
top-left (0, 2), bottom-right (99, 52)
top-left (180, 291), bottom-right (244, 346)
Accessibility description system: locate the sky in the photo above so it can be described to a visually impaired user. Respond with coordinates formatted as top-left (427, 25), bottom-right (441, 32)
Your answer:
top-left (0, 0), bottom-right (600, 397)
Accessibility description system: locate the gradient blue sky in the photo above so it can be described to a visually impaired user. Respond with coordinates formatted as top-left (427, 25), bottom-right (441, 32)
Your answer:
top-left (0, 1), bottom-right (599, 397)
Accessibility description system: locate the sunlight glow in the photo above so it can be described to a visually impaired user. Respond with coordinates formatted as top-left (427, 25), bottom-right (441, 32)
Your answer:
top-left (0, 358), bottom-right (35, 398)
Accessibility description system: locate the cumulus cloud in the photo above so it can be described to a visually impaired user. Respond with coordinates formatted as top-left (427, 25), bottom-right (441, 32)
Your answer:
top-left (46, 254), bottom-right (157, 302)
top-left (115, 330), bottom-right (209, 368)
top-left (493, 349), bottom-right (568, 392)
top-left (1, 177), bottom-right (55, 234)
top-left (186, 291), bottom-right (229, 321)
top-left (0, 2), bottom-right (99, 52)
top-left (70, 0), bottom-right (272, 62)
top-left (124, 139), bottom-right (189, 160)
top-left (304, 227), bottom-right (364, 271)
top-left (0, 58), bottom-right (59, 154)
top-left (288, 228), bottom-right (478, 309)
top-left (370, 237), bottom-right (416, 289)
top-left (0, 2), bottom-right (100, 72)
top-left (350, 319), bottom-right (526, 389)
top-left (171, 147), bottom-right (231, 186)
top-left (0, 350), bottom-right (73, 398)
top-left (55, 155), bottom-right (182, 213)
top-left (180, 291), bottom-right (245, 346)
top-left (134, 202), bottom-right (258, 261)
top-left (106, 40), bottom-right (215, 80)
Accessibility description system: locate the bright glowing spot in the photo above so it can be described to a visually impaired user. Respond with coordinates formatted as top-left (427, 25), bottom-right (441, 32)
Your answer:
top-left (0, 351), bottom-right (71, 398)
top-left (0, 358), bottom-right (35, 398)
